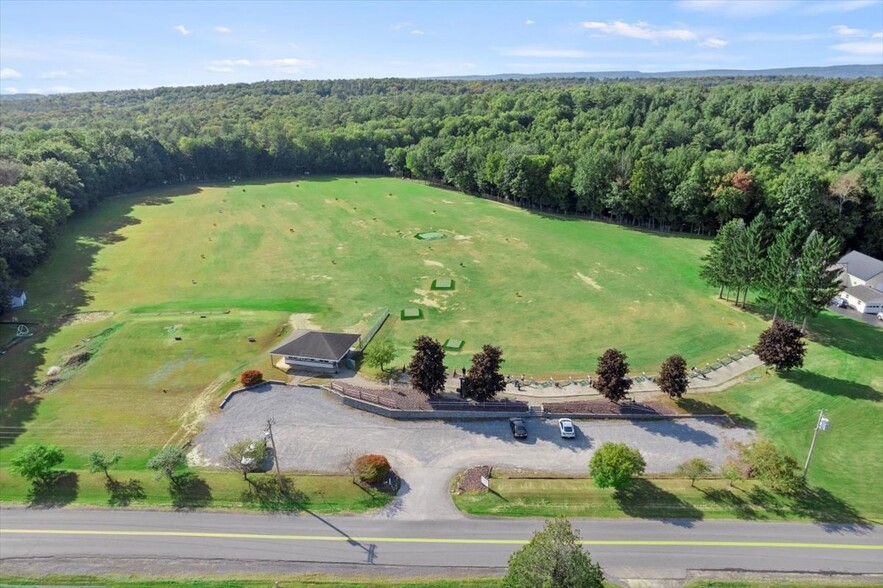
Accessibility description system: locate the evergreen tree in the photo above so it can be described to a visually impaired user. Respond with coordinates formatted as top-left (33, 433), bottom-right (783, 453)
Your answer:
top-left (503, 518), bottom-right (604, 588)
top-left (700, 219), bottom-right (744, 300)
top-left (795, 230), bottom-right (842, 332)
top-left (758, 222), bottom-right (802, 321)
top-left (407, 336), bottom-right (447, 396)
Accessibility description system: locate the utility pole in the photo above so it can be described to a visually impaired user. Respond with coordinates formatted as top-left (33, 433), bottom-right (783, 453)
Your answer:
top-left (803, 409), bottom-right (829, 479)
top-left (265, 418), bottom-right (284, 489)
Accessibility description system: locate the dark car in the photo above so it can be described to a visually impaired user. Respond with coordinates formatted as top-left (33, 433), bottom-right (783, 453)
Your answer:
top-left (509, 417), bottom-right (528, 439)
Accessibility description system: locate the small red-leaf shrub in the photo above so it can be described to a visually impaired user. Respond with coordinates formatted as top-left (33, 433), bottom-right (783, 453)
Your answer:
top-left (354, 454), bottom-right (391, 484)
top-left (240, 369), bottom-right (263, 387)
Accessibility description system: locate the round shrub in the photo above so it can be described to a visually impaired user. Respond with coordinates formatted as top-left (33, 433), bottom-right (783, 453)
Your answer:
top-left (354, 454), bottom-right (391, 484)
top-left (240, 369), bottom-right (263, 387)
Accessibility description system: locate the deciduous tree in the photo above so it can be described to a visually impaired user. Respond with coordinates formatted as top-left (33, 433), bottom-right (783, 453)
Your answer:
top-left (147, 446), bottom-right (187, 485)
top-left (463, 344), bottom-right (506, 402)
top-left (407, 336), bottom-right (447, 396)
top-left (87, 451), bottom-right (122, 482)
top-left (503, 518), bottom-right (604, 588)
top-left (589, 442), bottom-right (646, 491)
top-left (595, 348), bottom-right (632, 403)
top-left (658, 354), bottom-right (688, 398)
top-left (363, 339), bottom-right (396, 372)
top-left (9, 444), bottom-right (65, 488)
top-left (222, 439), bottom-right (267, 481)
top-left (676, 458), bottom-right (711, 487)
top-left (756, 319), bottom-right (806, 372)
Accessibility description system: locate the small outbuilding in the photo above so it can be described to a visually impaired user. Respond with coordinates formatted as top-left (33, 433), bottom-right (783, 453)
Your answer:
top-left (841, 285), bottom-right (883, 315)
top-left (8, 289), bottom-right (26, 310)
top-left (269, 329), bottom-right (361, 373)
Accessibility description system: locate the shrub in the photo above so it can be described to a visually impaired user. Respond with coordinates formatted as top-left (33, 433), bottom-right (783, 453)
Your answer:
top-left (354, 454), bottom-right (391, 484)
top-left (240, 369), bottom-right (263, 386)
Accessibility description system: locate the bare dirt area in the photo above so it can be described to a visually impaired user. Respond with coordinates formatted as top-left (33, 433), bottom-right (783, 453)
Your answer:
top-left (59, 311), bottom-right (114, 325)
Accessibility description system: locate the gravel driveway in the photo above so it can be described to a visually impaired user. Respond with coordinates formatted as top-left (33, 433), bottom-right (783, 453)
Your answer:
top-left (192, 384), bottom-right (752, 519)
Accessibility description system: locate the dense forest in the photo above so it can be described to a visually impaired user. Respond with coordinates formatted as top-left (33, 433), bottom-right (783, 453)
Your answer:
top-left (1, 77), bottom-right (882, 312)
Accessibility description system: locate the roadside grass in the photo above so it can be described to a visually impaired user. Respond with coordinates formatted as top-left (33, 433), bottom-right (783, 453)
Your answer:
top-left (0, 576), bottom-right (501, 588)
top-left (0, 468), bottom-right (391, 513)
top-left (709, 312), bottom-right (883, 522)
top-left (686, 583), bottom-right (880, 588)
top-left (453, 475), bottom-right (877, 523)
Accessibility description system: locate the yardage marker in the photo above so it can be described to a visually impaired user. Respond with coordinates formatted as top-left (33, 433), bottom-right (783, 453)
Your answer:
top-left (2, 529), bottom-right (880, 550)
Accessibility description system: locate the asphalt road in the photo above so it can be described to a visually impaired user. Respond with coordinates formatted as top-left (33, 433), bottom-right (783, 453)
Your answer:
top-left (193, 384), bottom-right (752, 519)
top-left (1, 508), bottom-right (881, 582)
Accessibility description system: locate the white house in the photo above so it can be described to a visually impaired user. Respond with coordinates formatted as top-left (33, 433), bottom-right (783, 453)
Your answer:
top-left (834, 251), bottom-right (883, 291)
top-left (8, 289), bottom-right (26, 309)
top-left (834, 251), bottom-right (883, 314)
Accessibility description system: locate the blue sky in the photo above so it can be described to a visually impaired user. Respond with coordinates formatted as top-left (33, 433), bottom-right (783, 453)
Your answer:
top-left (1, 0), bottom-right (881, 94)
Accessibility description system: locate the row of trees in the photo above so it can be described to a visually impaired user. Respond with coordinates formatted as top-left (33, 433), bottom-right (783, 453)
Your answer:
top-left (2, 77), bottom-right (882, 312)
top-left (701, 216), bottom-right (842, 330)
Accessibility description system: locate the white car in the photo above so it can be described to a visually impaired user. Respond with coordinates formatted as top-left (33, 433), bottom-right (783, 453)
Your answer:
top-left (877, 312), bottom-right (883, 322)
top-left (558, 418), bottom-right (576, 439)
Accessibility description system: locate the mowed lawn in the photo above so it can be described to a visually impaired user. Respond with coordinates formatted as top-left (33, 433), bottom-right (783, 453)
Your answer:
top-left (69, 177), bottom-right (758, 374)
top-left (1, 177), bottom-right (764, 469)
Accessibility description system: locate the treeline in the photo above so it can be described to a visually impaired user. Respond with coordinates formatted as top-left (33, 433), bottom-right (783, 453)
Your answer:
top-left (1, 77), bottom-right (882, 312)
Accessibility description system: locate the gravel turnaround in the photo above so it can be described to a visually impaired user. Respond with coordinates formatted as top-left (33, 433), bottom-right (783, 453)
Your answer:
top-left (193, 384), bottom-right (753, 519)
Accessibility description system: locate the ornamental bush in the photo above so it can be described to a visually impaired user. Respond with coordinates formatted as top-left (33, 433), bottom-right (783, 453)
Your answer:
top-left (354, 454), bottom-right (391, 484)
top-left (240, 369), bottom-right (263, 386)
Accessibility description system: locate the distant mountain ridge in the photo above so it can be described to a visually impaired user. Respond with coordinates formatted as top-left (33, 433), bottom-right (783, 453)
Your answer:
top-left (436, 64), bottom-right (883, 81)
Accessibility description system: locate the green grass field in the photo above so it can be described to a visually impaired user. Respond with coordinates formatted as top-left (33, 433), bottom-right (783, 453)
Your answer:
top-left (0, 177), bottom-right (766, 470)
top-left (455, 312), bottom-right (883, 523)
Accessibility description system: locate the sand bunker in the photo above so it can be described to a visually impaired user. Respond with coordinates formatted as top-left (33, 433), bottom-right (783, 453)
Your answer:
top-left (424, 260), bottom-right (444, 267)
top-left (576, 272), bottom-right (602, 290)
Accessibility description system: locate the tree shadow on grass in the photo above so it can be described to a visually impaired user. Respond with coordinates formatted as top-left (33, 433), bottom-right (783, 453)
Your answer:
top-left (614, 479), bottom-right (704, 527)
top-left (780, 370), bottom-right (881, 402)
top-left (170, 472), bottom-right (213, 509)
top-left (28, 472), bottom-right (78, 508)
top-left (699, 486), bottom-right (761, 520)
top-left (106, 478), bottom-right (146, 507)
top-left (790, 485), bottom-right (872, 532)
top-left (240, 475), bottom-right (310, 512)
top-left (806, 312), bottom-right (883, 362)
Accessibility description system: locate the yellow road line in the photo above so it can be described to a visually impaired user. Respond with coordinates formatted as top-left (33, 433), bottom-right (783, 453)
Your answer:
top-left (1, 529), bottom-right (880, 550)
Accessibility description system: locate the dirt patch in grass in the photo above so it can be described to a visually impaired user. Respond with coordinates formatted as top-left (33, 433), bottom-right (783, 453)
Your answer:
top-left (63, 350), bottom-right (92, 367)
top-left (289, 312), bottom-right (321, 331)
top-left (575, 272), bottom-right (602, 290)
top-left (423, 259), bottom-right (444, 267)
top-left (456, 466), bottom-right (491, 493)
top-left (60, 311), bottom-right (114, 325)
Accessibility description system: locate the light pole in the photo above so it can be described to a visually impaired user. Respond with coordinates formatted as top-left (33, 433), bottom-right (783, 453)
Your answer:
top-left (265, 418), bottom-right (284, 488)
top-left (803, 409), bottom-right (830, 479)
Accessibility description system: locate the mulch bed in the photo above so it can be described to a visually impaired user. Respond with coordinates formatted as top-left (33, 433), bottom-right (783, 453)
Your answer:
top-left (543, 398), bottom-right (675, 415)
top-left (335, 382), bottom-right (528, 412)
top-left (456, 466), bottom-right (491, 493)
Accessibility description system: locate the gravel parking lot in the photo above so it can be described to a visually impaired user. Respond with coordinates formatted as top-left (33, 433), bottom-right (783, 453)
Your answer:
top-left (195, 384), bottom-right (751, 473)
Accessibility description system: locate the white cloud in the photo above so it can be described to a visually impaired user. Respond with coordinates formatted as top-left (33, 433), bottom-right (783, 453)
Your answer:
top-left (0, 68), bottom-right (23, 80)
top-left (804, 0), bottom-right (879, 13)
top-left (47, 85), bottom-right (74, 93)
top-left (500, 47), bottom-right (588, 58)
top-left (525, 19), bottom-right (535, 25)
top-left (832, 24), bottom-right (864, 36)
top-left (582, 20), bottom-right (697, 42)
top-left (874, 31), bottom-right (883, 38)
top-left (410, 29), bottom-right (426, 35)
top-left (699, 36), bottom-right (728, 47)
top-left (210, 59), bottom-right (252, 67)
top-left (831, 40), bottom-right (883, 54)
top-left (677, 0), bottom-right (795, 18)
top-left (207, 57), bottom-right (311, 75)
top-left (1, 87), bottom-right (20, 94)
top-left (215, 26), bottom-right (231, 33)
top-left (173, 24), bottom-right (191, 36)
top-left (39, 70), bottom-right (72, 79)
top-left (391, 22), bottom-right (412, 30)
